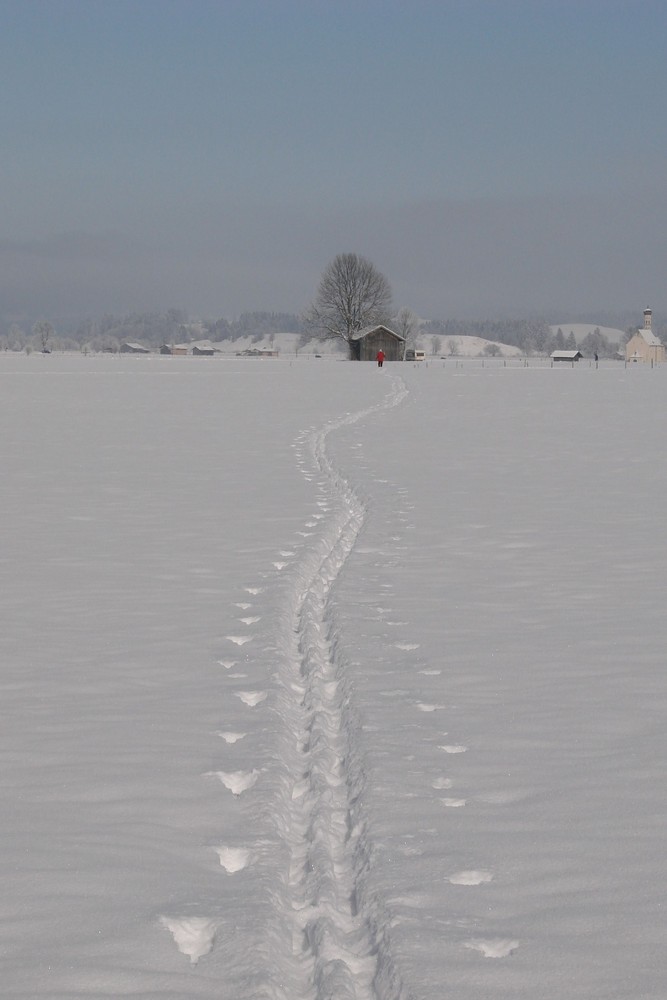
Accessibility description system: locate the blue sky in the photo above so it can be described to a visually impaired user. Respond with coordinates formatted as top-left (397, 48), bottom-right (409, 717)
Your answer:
top-left (2, 0), bottom-right (666, 322)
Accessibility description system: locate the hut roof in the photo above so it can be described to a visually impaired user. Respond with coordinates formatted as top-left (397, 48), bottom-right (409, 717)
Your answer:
top-left (349, 324), bottom-right (405, 342)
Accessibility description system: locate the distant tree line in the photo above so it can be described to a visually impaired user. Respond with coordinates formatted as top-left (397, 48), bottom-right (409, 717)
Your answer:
top-left (0, 310), bottom-right (306, 353)
top-left (420, 318), bottom-right (627, 358)
top-left (204, 311), bottom-right (306, 345)
top-left (1, 305), bottom-right (664, 358)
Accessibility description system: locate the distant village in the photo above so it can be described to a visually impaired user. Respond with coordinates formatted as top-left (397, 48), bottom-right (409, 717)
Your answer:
top-left (2, 307), bottom-right (664, 364)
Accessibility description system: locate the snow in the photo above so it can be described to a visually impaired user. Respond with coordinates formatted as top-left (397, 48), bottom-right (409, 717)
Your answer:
top-left (426, 334), bottom-right (522, 357)
top-left (549, 323), bottom-right (626, 344)
top-left (2, 352), bottom-right (666, 998)
top-left (198, 331), bottom-right (347, 356)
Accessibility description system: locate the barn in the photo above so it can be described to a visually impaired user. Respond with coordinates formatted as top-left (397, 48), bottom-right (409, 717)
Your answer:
top-left (160, 344), bottom-right (188, 355)
top-left (349, 325), bottom-right (405, 361)
top-left (551, 350), bottom-right (583, 363)
top-left (120, 342), bottom-right (150, 354)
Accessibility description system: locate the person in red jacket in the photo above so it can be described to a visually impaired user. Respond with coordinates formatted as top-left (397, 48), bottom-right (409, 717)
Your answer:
top-left (376, 349), bottom-right (385, 368)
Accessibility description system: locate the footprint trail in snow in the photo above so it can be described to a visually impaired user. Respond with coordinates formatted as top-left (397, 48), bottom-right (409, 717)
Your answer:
top-left (267, 372), bottom-right (409, 999)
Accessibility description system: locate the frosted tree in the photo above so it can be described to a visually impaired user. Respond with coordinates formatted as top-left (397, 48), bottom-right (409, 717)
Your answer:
top-left (395, 307), bottom-right (418, 359)
top-left (33, 320), bottom-right (54, 353)
top-left (303, 253), bottom-right (392, 359)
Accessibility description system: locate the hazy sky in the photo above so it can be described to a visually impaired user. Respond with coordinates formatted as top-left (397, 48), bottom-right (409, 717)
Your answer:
top-left (2, 0), bottom-right (666, 323)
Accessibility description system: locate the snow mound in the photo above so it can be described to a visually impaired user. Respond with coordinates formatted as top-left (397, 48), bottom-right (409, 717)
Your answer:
top-left (159, 915), bottom-right (217, 964)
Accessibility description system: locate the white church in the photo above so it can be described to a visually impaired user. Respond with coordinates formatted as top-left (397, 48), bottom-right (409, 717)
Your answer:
top-left (625, 308), bottom-right (665, 364)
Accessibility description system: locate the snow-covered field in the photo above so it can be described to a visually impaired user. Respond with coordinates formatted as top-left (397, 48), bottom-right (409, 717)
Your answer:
top-left (2, 353), bottom-right (665, 999)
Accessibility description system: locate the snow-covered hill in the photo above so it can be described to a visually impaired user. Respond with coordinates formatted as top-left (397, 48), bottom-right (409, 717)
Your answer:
top-left (203, 332), bottom-right (522, 359)
top-left (419, 334), bottom-right (522, 358)
top-left (202, 332), bottom-right (346, 356)
top-left (549, 323), bottom-right (626, 344)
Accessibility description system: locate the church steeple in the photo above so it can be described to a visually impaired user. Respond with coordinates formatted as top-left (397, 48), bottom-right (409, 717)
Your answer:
top-left (644, 307), bottom-right (652, 330)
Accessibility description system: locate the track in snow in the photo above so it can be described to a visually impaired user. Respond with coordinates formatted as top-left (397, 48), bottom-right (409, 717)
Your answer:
top-left (269, 372), bottom-right (408, 1000)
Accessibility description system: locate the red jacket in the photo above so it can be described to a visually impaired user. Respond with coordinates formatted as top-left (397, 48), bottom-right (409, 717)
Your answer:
top-left (376, 351), bottom-right (385, 362)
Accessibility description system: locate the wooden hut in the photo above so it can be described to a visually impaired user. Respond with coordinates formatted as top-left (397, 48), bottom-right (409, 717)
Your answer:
top-left (551, 350), bottom-right (583, 363)
top-left (160, 344), bottom-right (188, 355)
top-left (349, 325), bottom-right (405, 361)
top-left (120, 342), bottom-right (150, 354)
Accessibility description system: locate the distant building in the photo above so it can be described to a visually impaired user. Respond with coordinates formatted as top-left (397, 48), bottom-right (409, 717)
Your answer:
top-left (625, 308), bottom-right (665, 364)
top-left (192, 345), bottom-right (216, 356)
top-left (120, 342), bottom-right (150, 354)
top-left (160, 344), bottom-right (188, 355)
top-left (551, 350), bottom-right (583, 363)
top-left (349, 325), bottom-right (405, 361)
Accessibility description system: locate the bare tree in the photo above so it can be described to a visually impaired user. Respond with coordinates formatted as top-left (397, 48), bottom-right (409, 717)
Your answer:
top-left (303, 253), bottom-right (392, 358)
top-left (395, 307), bottom-right (418, 358)
top-left (33, 320), bottom-right (54, 353)
top-left (8, 324), bottom-right (25, 351)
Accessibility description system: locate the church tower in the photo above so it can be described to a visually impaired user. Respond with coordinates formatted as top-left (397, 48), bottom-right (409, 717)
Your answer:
top-left (644, 307), bottom-right (652, 330)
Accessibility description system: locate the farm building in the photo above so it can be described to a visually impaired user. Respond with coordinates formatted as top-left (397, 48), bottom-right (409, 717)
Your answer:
top-left (551, 350), bottom-right (583, 363)
top-left (625, 309), bottom-right (665, 364)
top-left (160, 344), bottom-right (188, 355)
top-left (349, 325), bottom-right (405, 361)
top-left (120, 342), bottom-right (150, 354)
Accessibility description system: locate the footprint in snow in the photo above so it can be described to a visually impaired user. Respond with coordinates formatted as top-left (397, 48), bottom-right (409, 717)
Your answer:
top-left (432, 777), bottom-right (453, 790)
top-left (440, 797), bottom-right (467, 807)
top-left (234, 602), bottom-right (252, 610)
top-left (279, 550), bottom-right (295, 557)
top-left (438, 745), bottom-right (468, 754)
top-left (235, 690), bottom-right (267, 707)
top-left (160, 916), bottom-right (217, 964)
top-left (420, 669), bottom-right (441, 676)
top-left (416, 703), bottom-right (444, 712)
top-left (217, 660), bottom-right (236, 669)
top-left (239, 616), bottom-right (261, 625)
top-left (209, 769), bottom-right (259, 795)
top-left (227, 635), bottom-right (253, 646)
top-left (273, 562), bottom-right (287, 570)
top-left (215, 846), bottom-right (253, 873)
top-left (464, 939), bottom-right (519, 959)
top-left (449, 870), bottom-right (493, 885)
top-left (245, 587), bottom-right (263, 595)
top-left (218, 731), bottom-right (246, 743)
top-left (476, 789), bottom-right (531, 805)
top-left (395, 642), bottom-right (420, 651)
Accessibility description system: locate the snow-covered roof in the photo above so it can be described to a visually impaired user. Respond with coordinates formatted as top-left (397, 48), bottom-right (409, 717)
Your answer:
top-left (637, 329), bottom-right (662, 347)
top-left (186, 339), bottom-right (224, 352)
top-left (349, 325), bottom-right (405, 342)
top-left (121, 342), bottom-right (150, 352)
top-left (551, 350), bottom-right (582, 359)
